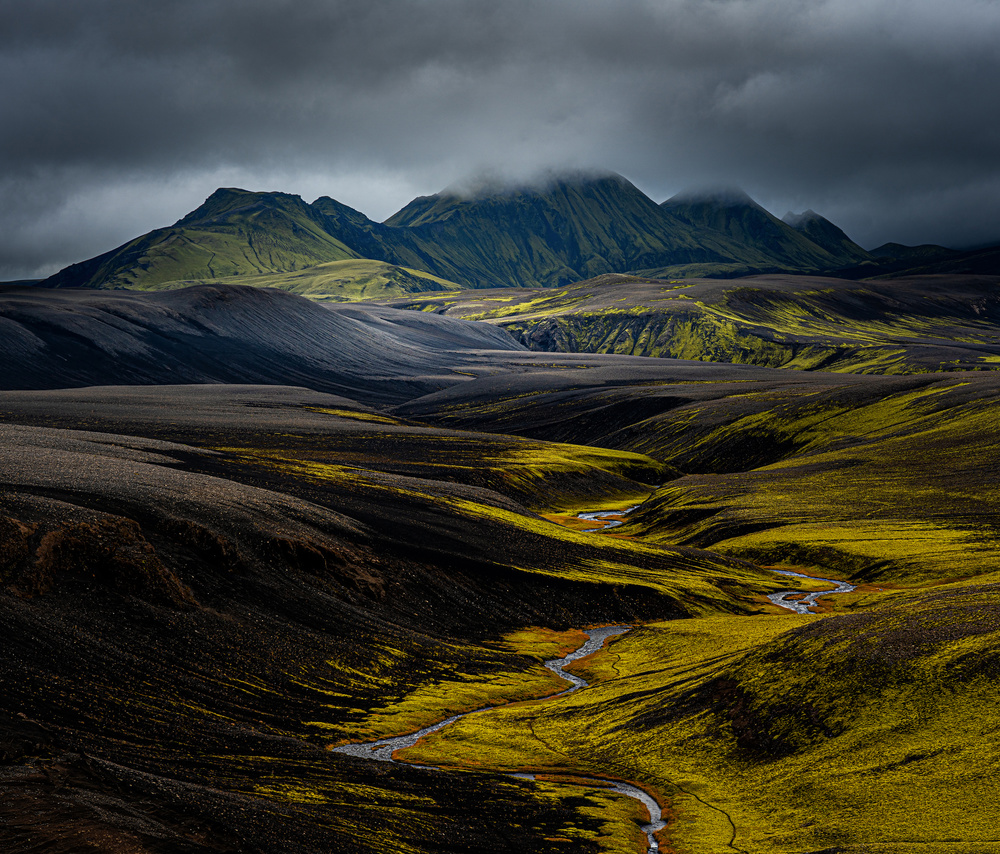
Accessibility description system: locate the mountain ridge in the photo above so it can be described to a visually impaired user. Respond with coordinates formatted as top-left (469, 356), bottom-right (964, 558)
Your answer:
top-left (41, 172), bottom-right (897, 293)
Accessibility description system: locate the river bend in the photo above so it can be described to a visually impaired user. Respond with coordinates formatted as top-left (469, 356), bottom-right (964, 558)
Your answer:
top-left (767, 569), bottom-right (856, 613)
top-left (331, 516), bottom-right (852, 852)
top-left (331, 625), bottom-right (666, 852)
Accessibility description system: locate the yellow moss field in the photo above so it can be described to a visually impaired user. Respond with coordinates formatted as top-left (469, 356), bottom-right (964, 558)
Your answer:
top-left (323, 628), bottom-right (589, 744)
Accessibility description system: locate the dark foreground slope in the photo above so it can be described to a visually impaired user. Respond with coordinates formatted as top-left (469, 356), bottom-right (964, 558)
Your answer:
top-left (0, 384), bottom-right (775, 854)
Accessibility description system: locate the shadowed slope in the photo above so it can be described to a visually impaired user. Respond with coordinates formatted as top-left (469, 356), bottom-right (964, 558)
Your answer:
top-left (399, 358), bottom-right (1000, 587)
top-left (782, 208), bottom-right (873, 265)
top-left (661, 188), bottom-right (866, 271)
top-left (0, 380), bottom-right (776, 853)
top-left (0, 284), bottom-right (523, 403)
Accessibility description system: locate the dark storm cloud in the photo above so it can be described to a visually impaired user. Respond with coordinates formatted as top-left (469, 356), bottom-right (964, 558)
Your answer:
top-left (2, 0), bottom-right (999, 278)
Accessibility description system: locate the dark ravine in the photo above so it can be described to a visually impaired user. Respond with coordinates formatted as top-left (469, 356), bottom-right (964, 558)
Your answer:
top-left (331, 625), bottom-right (667, 853)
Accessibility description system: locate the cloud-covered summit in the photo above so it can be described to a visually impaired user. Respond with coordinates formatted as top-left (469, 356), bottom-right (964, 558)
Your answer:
top-left (2, 0), bottom-right (999, 279)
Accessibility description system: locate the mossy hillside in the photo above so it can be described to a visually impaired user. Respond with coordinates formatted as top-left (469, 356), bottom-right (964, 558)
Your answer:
top-left (0, 545), bottom-right (620, 854)
top-left (45, 189), bottom-right (362, 289)
top-left (168, 259), bottom-right (463, 301)
top-left (388, 273), bottom-right (1000, 374)
top-left (594, 373), bottom-right (978, 473)
top-left (623, 379), bottom-right (1000, 583)
top-left (323, 628), bottom-right (584, 744)
top-left (394, 355), bottom-right (941, 473)
top-left (397, 616), bottom-right (798, 852)
top-left (507, 311), bottom-right (913, 374)
top-left (220, 448), bottom-right (779, 613)
top-left (4, 420), bottom-right (718, 854)
top-left (304, 406), bottom-right (404, 424)
top-left (214, 421), bottom-right (676, 513)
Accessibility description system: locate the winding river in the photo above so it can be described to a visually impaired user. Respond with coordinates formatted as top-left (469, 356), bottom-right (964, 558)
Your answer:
top-left (331, 625), bottom-right (667, 852)
top-left (766, 569), bottom-right (856, 613)
top-left (331, 510), bottom-right (854, 853)
top-left (577, 505), bottom-right (640, 532)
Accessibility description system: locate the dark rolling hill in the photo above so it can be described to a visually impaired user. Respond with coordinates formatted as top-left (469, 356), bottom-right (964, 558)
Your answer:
top-left (40, 173), bottom-right (880, 295)
top-left (0, 284), bottom-right (527, 404)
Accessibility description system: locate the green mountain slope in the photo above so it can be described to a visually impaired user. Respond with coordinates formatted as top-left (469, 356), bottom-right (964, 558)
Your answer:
top-left (164, 259), bottom-right (462, 302)
top-left (382, 173), bottom-right (754, 287)
top-left (660, 188), bottom-right (856, 271)
top-left (43, 188), bottom-right (361, 290)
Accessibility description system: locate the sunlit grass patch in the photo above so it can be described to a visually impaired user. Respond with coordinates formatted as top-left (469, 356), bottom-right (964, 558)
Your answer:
top-left (305, 406), bottom-right (402, 424)
top-left (499, 626), bottom-right (590, 661)
top-left (713, 520), bottom-right (993, 583)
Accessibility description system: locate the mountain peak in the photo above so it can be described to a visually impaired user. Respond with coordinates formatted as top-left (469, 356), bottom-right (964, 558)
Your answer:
top-left (175, 187), bottom-right (308, 227)
top-left (664, 186), bottom-right (757, 208)
top-left (782, 209), bottom-right (872, 264)
top-left (384, 170), bottom-right (651, 232)
top-left (782, 210), bottom-right (821, 228)
top-left (437, 168), bottom-right (629, 202)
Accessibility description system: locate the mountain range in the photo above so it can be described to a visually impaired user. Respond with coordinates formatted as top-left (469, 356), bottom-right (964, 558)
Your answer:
top-left (41, 173), bottom-right (891, 294)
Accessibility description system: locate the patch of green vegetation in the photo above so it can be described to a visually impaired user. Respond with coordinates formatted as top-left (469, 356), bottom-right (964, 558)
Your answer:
top-left (324, 628), bottom-right (585, 743)
top-left (610, 378), bottom-right (1000, 584)
top-left (304, 406), bottom-right (403, 424)
top-left (399, 275), bottom-right (1000, 375)
top-left (49, 189), bottom-right (364, 289)
top-left (216, 428), bottom-right (673, 513)
top-left (175, 259), bottom-right (462, 301)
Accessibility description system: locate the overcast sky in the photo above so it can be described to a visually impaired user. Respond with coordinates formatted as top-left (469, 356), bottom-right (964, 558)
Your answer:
top-left (2, 0), bottom-right (999, 279)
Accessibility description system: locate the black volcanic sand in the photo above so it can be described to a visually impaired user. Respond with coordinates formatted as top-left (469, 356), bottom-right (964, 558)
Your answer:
top-left (0, 282), bottom-right (755, 406)
top-left (0, 284), bottom-right (523, 404)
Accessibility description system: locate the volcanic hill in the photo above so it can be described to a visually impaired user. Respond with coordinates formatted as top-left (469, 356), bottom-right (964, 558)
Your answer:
top-left (40, 173), bottom-right (902, 296)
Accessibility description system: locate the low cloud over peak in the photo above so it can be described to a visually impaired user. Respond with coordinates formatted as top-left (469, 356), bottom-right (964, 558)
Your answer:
top-left (2, 0), bottom-right (999, 278)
